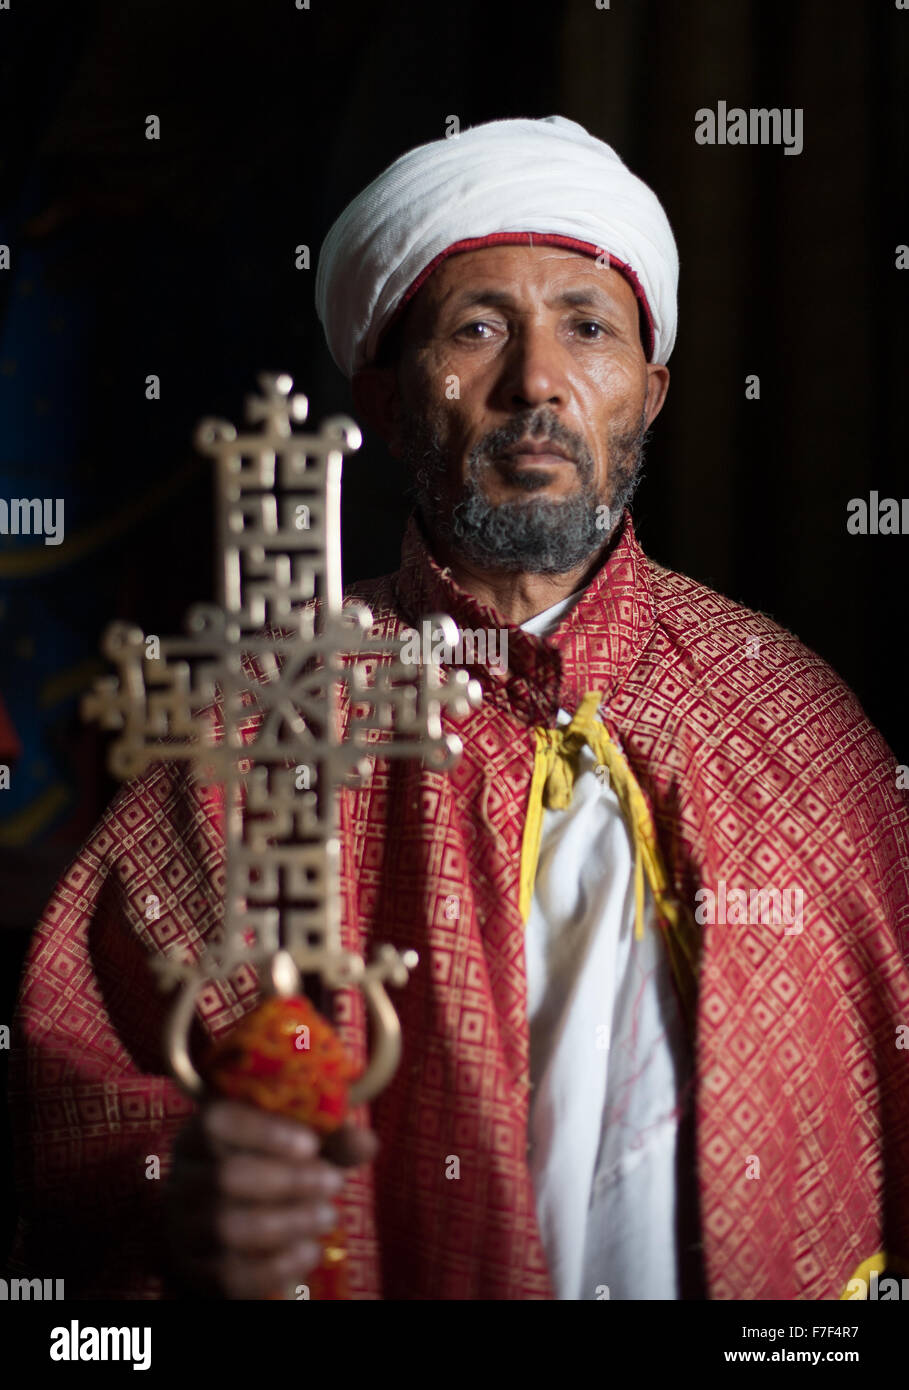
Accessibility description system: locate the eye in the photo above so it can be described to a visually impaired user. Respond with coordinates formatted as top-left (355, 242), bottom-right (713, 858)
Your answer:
top-left (455, 320), bottom-right (496, 339)
top-left (574, 320), bottom-right (608, 339)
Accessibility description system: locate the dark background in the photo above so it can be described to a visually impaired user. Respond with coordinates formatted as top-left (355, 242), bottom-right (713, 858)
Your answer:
top-left (0, 0), bottom-right (906, 1262)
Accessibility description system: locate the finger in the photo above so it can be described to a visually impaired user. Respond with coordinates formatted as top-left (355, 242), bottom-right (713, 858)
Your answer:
top-left (320, 1122), bottom-right (379, 1167)
top-left (222, 1241), bottom-right (324, 1300)
top-left (184, 1240), bottom-right (324, 1300)
top-left (212, 1200), bottom-right (340, 1255)
top-left (204, 1152), bottom-right (345, 1204)
top-left (168, 1183), bottom-right (341, 1252)
top-left (200, 1101), bottom-right (321, 1162)
top-left (168, 1153), bottom-right (344, 1206)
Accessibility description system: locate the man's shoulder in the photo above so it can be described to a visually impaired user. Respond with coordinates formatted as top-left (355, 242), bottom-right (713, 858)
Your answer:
top-left (344, 569), bottom-right (398, 608)
top-left (342, 570), bottom-right (405, 630)
top-left (646, 554), bottom-right (826, 665)
top-left (640, 554), bottom-right (885, 752)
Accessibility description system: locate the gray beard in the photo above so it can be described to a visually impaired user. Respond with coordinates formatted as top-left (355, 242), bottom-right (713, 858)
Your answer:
top-left (401, 404), bottom-right (650, 574)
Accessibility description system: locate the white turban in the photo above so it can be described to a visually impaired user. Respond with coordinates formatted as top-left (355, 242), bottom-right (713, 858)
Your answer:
top-left (315, 115), bottom-right (679, 378)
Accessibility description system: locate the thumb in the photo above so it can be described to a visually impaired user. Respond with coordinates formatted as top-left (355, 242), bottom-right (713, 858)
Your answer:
top-left (320, 1121), bottom-right (379, 1168)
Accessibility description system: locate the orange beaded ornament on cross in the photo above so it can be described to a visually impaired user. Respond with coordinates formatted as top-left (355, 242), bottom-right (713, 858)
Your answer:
top-left (201, 994), bottom-right (359, 1301)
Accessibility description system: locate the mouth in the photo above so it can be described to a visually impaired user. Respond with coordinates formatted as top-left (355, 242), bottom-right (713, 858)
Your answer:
top-left (496, 439), bottom-right (575, 470)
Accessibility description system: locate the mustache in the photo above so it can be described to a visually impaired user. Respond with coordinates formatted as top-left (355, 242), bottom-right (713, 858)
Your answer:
top-left (469, 409), bottom-right (595, 482)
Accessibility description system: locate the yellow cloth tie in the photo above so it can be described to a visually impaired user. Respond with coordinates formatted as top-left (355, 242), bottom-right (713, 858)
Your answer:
top-left (520, 690), bottom-right (685, 944)
top-left (519, 689), bottom-right (700, 1037)
top-left (839, 1250), bottom-right (909, 1298)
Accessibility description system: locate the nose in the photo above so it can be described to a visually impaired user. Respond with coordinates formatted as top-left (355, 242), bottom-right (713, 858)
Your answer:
top-left (496, 322), bottom-right (571, 413)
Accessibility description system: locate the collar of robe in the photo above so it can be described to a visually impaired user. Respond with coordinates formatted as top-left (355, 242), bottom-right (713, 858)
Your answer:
top-left (390, 506), bottom-right (657, 726)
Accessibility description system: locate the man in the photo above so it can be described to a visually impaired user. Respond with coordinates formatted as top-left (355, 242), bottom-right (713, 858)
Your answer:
top-left (8, 117), bottom-right (909, 1301)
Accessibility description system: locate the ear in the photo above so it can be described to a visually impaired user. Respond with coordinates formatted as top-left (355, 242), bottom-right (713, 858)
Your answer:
top-left (351, 365), bottom-right (404, 458)
top-left (643, 363), bottom-right (670, 428)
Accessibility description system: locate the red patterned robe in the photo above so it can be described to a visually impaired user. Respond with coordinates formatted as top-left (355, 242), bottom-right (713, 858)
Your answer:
top-left (8, 512), bottom-right (909, 1299)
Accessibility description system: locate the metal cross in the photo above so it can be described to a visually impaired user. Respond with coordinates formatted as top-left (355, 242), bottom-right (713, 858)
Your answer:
top-left (83, 371), bottom-right (481, 1105)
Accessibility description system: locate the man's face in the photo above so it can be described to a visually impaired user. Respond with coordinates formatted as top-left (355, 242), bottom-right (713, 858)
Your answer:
top-left (361, 244), bottom-right (669, 574)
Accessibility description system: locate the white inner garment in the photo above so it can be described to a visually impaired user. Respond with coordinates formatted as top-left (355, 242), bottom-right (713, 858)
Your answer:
top-left (520, 592), bottom-right (689, 1300)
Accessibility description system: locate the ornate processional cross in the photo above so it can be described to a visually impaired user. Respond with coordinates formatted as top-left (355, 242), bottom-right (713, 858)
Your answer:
top-left (82, 372), bottom-right (482, 1297)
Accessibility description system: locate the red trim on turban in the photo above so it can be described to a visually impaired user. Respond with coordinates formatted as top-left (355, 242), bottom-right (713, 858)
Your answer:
top-left (378, 232), bottom-right (656, 362)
